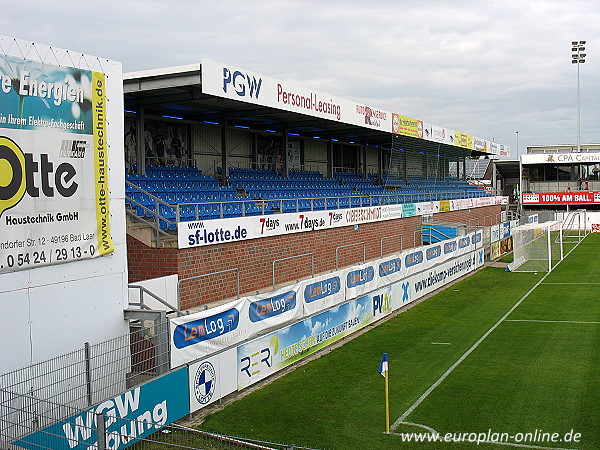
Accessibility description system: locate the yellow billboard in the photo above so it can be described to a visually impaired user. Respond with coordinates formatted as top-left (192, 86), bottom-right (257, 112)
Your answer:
top-left (392, 113), bottom-right (423, 139)
top-left (454, 131), bottom-right (473, 149)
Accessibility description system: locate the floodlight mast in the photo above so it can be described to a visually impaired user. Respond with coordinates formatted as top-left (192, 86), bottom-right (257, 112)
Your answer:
top-left (571, 40), bottom-right (586, 153)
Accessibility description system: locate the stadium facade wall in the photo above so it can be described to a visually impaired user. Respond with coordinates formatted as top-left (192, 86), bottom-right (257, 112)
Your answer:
top-left (127, 205), bottom-right (500, 309)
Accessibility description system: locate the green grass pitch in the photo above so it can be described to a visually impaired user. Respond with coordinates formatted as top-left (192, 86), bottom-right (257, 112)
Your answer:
top-left (197, 234), bottom-right (600, 449)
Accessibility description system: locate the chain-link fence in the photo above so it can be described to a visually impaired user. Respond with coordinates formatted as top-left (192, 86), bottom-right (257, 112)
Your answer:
top-left (1, 389), bottom-right (318, 450)
top-left (0, 317), bottom-right (170, 447)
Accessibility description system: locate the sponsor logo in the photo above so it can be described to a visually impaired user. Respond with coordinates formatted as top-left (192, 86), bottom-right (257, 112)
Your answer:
top-left (173, 308), bottom-right (239, 349)
top-left (59, 139), bottom-right (88, 158)
top-left (379, 258), bottom-right (402, 277)
top-left (426, 246), bottom-right (442, 260)
top-left (347, 266), bottom-right (375, 288)
top-left (356, 104), bottom-right (387, 128)
top-left (444, 241), bottom-right (457, 253)
top-left (459, 236), bottom-right (471, 248)
top-left (401, 281), bottom-right (410, 303)
top-left (222, 67), bottom-right (262, 99)
top-left (329, 211), bottom-right (343, 225)
top-left (187, 225), bottom-right (248, 246)
top-left (405, 251), bottom-right (423, 268)
top-left (260, 217), bottom-right (279, 234)
top-left (249, 291), bottom-right (296, 322)
top-left (0, 136), bottom-right (78, 217)
top-left (194, 361), bottom-right (216, 405)
top-left (373, 292), bottom-right (391, 316)
top-left (304, 277), bottom-right (341, 303)
top-left (240, 345), bottom-right (272, 378)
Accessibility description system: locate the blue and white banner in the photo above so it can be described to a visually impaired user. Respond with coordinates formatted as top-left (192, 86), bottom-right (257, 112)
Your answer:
top-left (178, 197), bottom-right (505, 249)
top-left (170, 230), bottom-right (484, 367)
top-left (237, 286), bottom-right (392, 390)
top-left (300, 272), bottom-right (344, 316)
top-left (188, 348), bottom-right (237, 413)
top-left (392, 249), bottom-right (485, 309)
top-left (15, 369), bottom-right (189, 450)
top-left (170, 298), bottom-right (246, 368)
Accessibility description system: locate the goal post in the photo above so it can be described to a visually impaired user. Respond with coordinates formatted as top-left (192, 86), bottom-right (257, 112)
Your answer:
top-left (508, 220), bottom-right (563, 273)
top-left (558, 210), bottom-right (588, 243)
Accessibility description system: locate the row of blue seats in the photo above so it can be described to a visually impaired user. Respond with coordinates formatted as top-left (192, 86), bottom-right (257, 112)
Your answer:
top-left (128, 190), bottom-right (240, 207)
top-left (230, 180), bottom-right (341, 189)
top-left (247, 190), bottom-right (355, 200)
top-left (137, 170), bottom-right (205, 180)
top-left (127, 179), bottom-right (221, 193)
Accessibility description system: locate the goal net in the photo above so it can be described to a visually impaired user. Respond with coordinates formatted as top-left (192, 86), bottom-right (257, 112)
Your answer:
top-left (556, 210), bottom-right (588, 243)
top-left (508, 220), bottom-right (563, 273)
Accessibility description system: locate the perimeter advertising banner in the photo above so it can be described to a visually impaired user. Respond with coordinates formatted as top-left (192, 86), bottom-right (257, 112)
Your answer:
top-left (178, 197), bottom-right (506, 249)
top-left (201, 59), bottom-right (391, 133)
top-left (237, 286), bottom-right (392, 390)
top-left (423, 122), bottom-right (455, 145)
top-left (491, 142), bottom-right (511, 158)
top-left (454, 131), bottom-right (473, 149)
top-left (521, 152), bottom-right (600, 165)
top-left (392, 113), bottom-right (423, 138)
top-left (522, 192), bottom-right (600, 204)
top-left (201, 59), bottom-right (511, 155)
top-left (188, 348), bottom-right (237, 413)
top-left (15, 368), bottom-right (189, 450)
top-left (0, 56), bottom-right (113, 273)
top-left (170, 230), bottom-right (483, 367)
top-left (237, 248), bottom-right (485, 390)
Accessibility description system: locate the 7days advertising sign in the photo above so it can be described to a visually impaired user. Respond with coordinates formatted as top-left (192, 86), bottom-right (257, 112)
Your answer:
top-left (0, 55), bottom-right (113, 273)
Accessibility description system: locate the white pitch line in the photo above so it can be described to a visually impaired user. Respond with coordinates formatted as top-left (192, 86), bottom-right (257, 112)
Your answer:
top-left (390, 421), bottom-right (439, 435)
top-left (431, 342), bottom-right (452, 345)
top-left (506, 319), bottom-right (600, 325)
top-left (541, 282), bottom-right (600, 285)
top-left (390, 240), bottom-right (583, 432)
top-left (469, 440), bottom-right (577, 450)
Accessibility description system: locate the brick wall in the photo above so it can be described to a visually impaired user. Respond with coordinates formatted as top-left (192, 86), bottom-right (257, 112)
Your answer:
top-left (127, 235), bottom-right (178, 282)
top-left (127, 205), bottom-right (501, 309)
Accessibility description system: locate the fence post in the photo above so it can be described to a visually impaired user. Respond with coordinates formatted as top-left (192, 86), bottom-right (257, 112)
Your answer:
top-left (154, 311), bottom-right (170, 375)
top-left (96, 413), bottom-right (106, 450)
top-left (84, 342), bottom-right (92, 406)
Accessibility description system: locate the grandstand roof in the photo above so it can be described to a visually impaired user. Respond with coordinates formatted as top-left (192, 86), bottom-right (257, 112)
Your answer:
top-left (123, 64), bottom-right (487, 160)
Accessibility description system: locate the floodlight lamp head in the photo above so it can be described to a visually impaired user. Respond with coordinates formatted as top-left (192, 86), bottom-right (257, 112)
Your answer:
top-left (580, 40), bottom-right (586, 45)
top-left (572, 41), bottom-right (578, 45)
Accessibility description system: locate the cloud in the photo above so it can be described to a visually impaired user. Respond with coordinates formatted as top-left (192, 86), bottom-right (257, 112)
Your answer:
top-left (3, 0), bottom-right (600, 154)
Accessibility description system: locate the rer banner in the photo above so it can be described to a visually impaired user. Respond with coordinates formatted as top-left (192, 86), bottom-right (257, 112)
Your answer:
top-left (0, 56), bottom-right (113, 274)
top-left (237, 286), bottom-right (392, 390)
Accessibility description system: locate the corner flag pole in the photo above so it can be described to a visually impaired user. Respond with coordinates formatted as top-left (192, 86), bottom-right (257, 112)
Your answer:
top-left (378, 353), bottom-right (390, 433)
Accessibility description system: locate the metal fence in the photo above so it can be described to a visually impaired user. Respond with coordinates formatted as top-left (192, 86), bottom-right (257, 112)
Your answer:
top-left (0, 319), bottom-right (170, 447)
top-left (1, 390), bottom-right (318, 450)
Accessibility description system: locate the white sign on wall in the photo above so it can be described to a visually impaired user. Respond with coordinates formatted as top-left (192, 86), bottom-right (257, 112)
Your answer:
top-left (0, 56), bottom-right (114, 274)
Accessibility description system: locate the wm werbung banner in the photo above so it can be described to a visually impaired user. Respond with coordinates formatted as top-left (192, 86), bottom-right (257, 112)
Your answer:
top-left (0, 56), bottom-right (113, 273)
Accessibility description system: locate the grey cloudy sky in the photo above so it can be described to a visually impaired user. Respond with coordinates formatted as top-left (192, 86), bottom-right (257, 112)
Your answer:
top-left (2, 0), bottom-right (599, 158)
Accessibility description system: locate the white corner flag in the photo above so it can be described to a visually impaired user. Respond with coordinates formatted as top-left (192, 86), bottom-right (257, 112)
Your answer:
top-left (378, 352), bottom-right (388, 377)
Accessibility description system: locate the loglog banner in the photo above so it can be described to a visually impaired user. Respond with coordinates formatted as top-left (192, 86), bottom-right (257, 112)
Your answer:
top-left (0, 56), bottom-right (113, 274)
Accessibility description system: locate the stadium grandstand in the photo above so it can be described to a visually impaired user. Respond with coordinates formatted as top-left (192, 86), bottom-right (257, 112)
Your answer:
top-left (5, 37), bottom-right (555, 450)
